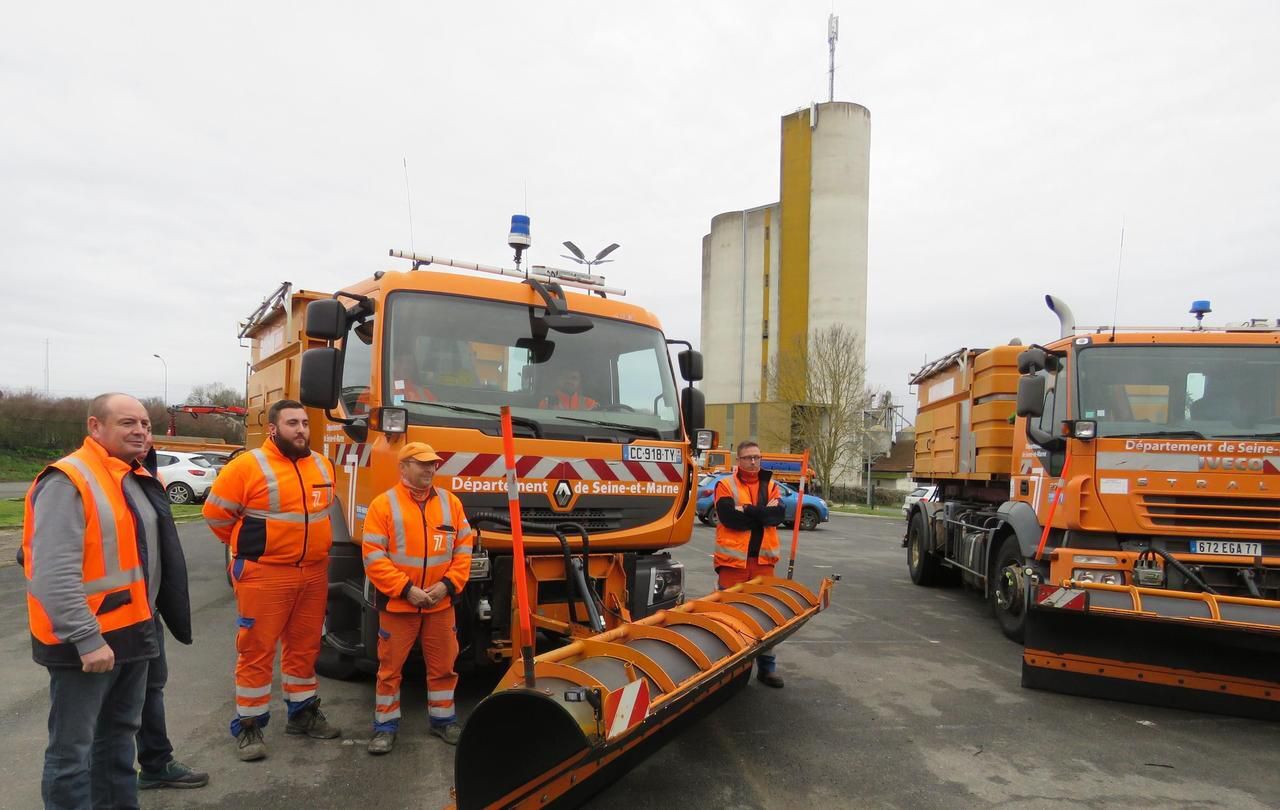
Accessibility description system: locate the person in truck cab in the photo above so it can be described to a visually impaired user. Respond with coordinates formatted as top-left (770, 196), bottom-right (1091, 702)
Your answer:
top-left (361, 442), bottom-right (474, 754)
top-left (539, 369), bottom-right (598, 410)
top-left (202, 399), bottom-right (341, 762)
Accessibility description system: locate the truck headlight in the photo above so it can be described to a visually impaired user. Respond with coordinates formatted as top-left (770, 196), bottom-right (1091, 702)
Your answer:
top-left (651, 565), bottom-right (684, 604)
top-left (1072, 568), bottom-right (1124, 585)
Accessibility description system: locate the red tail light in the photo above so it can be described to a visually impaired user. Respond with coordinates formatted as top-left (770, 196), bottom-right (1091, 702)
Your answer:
top-left (698, 488), bottom-right (712, 497)
top-left (189, 470), bottom-right (206, 476)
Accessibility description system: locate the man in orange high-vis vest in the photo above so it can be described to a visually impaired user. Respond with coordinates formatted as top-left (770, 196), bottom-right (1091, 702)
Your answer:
top-left (362, 442), bottom-right (473, 755)
top-left (24, 393), bottom-right (193, 809)
top-left (713, 440), bottom-right (787, 688)
top-left (203, 399), bottom-right (340, 761)
top-left (539, 369), bottom-right (598, 410)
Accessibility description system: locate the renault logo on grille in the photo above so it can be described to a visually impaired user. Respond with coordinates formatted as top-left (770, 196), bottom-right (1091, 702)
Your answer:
top-left (553, 480), bottom-right (573, 509)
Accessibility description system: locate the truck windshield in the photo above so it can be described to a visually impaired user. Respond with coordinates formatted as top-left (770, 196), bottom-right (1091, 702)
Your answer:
top-left (1076, 345), bottom-right (1280, 439)
top-left (362, 291), bottom-right (682, 441)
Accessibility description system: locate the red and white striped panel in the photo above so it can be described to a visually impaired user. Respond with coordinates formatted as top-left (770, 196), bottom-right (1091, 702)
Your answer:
top-left (326, 443), bottom-right (372, 467)
top-left (1035, 585), bottom-right (1087, 611)
top-left (604, 679), bottom-right (650, 740)
top-left (436, 451), bottom-right (682, 483)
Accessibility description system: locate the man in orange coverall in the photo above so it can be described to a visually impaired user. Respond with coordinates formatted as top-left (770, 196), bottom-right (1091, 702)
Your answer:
top-left (713, 440), bottom-right (786, 688)
top-left (202, 399), bottom-right (341, 761)
top-left (361, 442), bottom-right (473, 754)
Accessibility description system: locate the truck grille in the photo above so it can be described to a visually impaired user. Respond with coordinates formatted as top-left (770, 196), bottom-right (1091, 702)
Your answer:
top-left (518, 507), bottom-right (624, 534)
top-left (1140, 494), bottom-right (1280, 533)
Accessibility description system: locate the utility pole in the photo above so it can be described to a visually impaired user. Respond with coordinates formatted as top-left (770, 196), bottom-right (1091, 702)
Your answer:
top-left (44, 338), bottom-right (50, 396)
top-left (828, 13), bottom-right (839, 103)
top-left (153, 354), bottom-right (168, 406)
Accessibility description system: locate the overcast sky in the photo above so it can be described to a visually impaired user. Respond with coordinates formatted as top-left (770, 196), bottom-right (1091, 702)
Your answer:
top-left (3, 2), bottom-right (1278, 416)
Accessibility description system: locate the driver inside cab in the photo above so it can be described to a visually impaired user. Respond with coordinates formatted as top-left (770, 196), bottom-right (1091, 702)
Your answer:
top-left (539, 369), bottom-right (597, 411)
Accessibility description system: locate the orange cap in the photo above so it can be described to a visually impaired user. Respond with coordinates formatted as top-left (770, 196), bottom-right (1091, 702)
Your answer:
top-left (397, 442), bottom-right (443, 464)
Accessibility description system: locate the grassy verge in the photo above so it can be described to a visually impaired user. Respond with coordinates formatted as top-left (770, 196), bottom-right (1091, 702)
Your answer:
top-left (0, 498), bottom-right (23, 529)
top-left (0, 499), bottom-right (204, 530)
top-left (829, 504), bottom-right (905, 519)
top-left (0, 448), bottom-right (59, 483)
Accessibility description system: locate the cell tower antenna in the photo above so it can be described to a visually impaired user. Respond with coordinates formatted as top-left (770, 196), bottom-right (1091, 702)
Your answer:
top-left (827, 13), bottom-right (839, 102)
top-left (403, 157), bottom-right (417, 254)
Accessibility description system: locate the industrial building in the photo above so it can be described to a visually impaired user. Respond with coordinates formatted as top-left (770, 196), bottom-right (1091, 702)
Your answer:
top-left (700, 101), bottom-right (871, 470)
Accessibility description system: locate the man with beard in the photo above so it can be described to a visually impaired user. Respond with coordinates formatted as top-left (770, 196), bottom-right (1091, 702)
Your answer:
top-left (202, 400), bottom-right (341, 761)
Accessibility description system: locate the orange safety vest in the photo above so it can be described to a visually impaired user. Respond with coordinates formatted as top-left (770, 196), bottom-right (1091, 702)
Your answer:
top-left (540, 391), bottom-right (598, 410)
top-left (362, 483), bottom-right (474, 613)
top-left (202, 439), bottom-right (335, 565)
top-left (712, 472), bottom-right (783, 570)
top-left (23, 438), bottom-right (154, 660)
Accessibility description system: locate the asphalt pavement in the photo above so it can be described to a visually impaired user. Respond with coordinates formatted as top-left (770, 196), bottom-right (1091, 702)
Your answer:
top-left (0, 515), bottom-right (1276, 809)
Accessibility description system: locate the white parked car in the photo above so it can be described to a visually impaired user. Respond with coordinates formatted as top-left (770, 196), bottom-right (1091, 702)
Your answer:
top-left (902, 484), bottom-right (938, 516)
top-left (154, 451), bottom-right (217, 504)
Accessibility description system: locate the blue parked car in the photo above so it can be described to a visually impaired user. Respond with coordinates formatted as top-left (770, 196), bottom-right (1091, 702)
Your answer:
top-left (696, 473), bottom-right (830, 530)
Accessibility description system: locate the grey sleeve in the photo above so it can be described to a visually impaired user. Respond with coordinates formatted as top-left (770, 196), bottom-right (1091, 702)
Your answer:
top-left (29, 474), bottom-right (105, 656)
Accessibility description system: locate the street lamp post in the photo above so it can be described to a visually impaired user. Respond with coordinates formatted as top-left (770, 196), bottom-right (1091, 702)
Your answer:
top-left (152, 354), bottom-right (168, 406)
top-left (561, 241), bottom-right (620, 276)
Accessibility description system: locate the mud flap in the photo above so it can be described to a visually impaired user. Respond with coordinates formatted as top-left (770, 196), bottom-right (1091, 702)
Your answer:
top-left (1022, 606), bottom-right (1280, 720)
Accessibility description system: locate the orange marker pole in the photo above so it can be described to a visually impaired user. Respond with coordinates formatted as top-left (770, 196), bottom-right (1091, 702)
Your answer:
top-left (786, 450), bottom-right (810, 580)
top-left (1033, 452), bottom-right (1072, 562)
top-left (501, 406), bottom-right (536, 687)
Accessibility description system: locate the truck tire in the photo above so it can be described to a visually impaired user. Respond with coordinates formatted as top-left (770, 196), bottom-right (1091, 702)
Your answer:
top-left (990, 534), bottom-right (1027, 643)
top-left (907, 512), bottom-right (945, 586)
top-left (316, 642), bottom-right (360, 681)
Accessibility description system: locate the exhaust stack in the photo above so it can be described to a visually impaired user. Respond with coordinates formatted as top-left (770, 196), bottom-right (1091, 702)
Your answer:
top-left (1045, 295), bottom-right (1076, 338)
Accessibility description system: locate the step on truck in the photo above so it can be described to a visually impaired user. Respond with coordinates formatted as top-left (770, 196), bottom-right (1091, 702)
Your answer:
top-left (905, 294), bottom-right (1280, 719)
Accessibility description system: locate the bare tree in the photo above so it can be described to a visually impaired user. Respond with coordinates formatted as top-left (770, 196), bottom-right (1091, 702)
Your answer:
top-left (767, 324), bottom-right (876, 497)
top-left (186, 382), bottom-right (244, 409)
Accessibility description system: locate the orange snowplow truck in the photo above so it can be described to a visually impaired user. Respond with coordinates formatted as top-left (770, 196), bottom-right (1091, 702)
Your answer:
top-left (906, 295), bottom-right (1280, 720)
top-left (237, 253), bottom-right (711, 681)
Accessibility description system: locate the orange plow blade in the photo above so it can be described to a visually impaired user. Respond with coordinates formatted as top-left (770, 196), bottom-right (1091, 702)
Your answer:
top-left (452, 575), bottom-right (834, 809)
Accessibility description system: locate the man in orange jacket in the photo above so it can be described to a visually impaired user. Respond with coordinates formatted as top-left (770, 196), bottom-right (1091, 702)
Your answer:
top-left (362, 442), bottom-right (473, 754)
top-left (202, 399), bottom-right (341, 761)
top-left (24, 393), bottom-right (193, 809)
top-left (713, 440), bottom-right (786, 688)
top-left (539, 369), bottom-right (597, 410)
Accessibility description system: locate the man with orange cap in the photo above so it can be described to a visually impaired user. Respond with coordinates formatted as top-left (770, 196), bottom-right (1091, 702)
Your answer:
top-left (712, 439), bottom-right (786, 687)
top-left (202, 399), bottom-right (340, 762)
top-left (362, 442), bottom-right (473, 754)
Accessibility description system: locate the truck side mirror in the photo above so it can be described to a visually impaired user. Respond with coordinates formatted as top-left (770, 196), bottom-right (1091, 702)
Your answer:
top-left (681, 387), bottom-right (705, 434)
top-left (300, 347), bottom-right (342, 409)
top-left (678, 350), bottom-right (704, 382)
top-left (1016, 374), bottom-right (1046, 418)
top-left (1016, 347), bottom-right (1060, 375)
top-left (305, 299), bottom-right (348, 341)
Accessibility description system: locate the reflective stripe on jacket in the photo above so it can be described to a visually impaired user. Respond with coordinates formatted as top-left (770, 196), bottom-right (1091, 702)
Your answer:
top-left (23, 438), bottom-right (155, 664)
top-left (362, 483), bottom-right (473, 613)
top-left (202, 439), bottom-right (335, 565)
top-left (712, 472), bottom-right (782, 570)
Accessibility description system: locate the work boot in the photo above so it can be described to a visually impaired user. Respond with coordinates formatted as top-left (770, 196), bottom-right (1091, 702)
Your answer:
top-left (367, 731), bottom-right (396, 755)
top-left (286, 699), bottom-right (341, 739)
top-left (138, 760), bottom-right (210, 789)
top-left (757, 670), bottom-right (785, 689)
top-left (236, 722), bottom-right (267, 762)
top-left (429, 723), bottom-right (462, 745)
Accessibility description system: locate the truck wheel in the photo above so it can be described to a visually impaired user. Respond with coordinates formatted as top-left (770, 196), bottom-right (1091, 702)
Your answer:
top-left (991, 534), bottom-right (1027, 643)
top-left (799, 507), bottom-right (820, 531)
top-left (907, 512), bottom-right (944, 586)
top-left (316, 642), bottom-right (360, 681)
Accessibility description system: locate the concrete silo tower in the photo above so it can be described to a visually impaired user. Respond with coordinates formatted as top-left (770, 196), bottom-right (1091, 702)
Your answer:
top-left (700, 101), bottom-right (871, 453)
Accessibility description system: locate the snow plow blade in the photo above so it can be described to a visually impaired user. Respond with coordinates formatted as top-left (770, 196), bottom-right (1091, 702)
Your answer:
top-left (452, 575), bottom-right (834, 809)
top-left (1022, 581), bottom-right (1280, 720)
